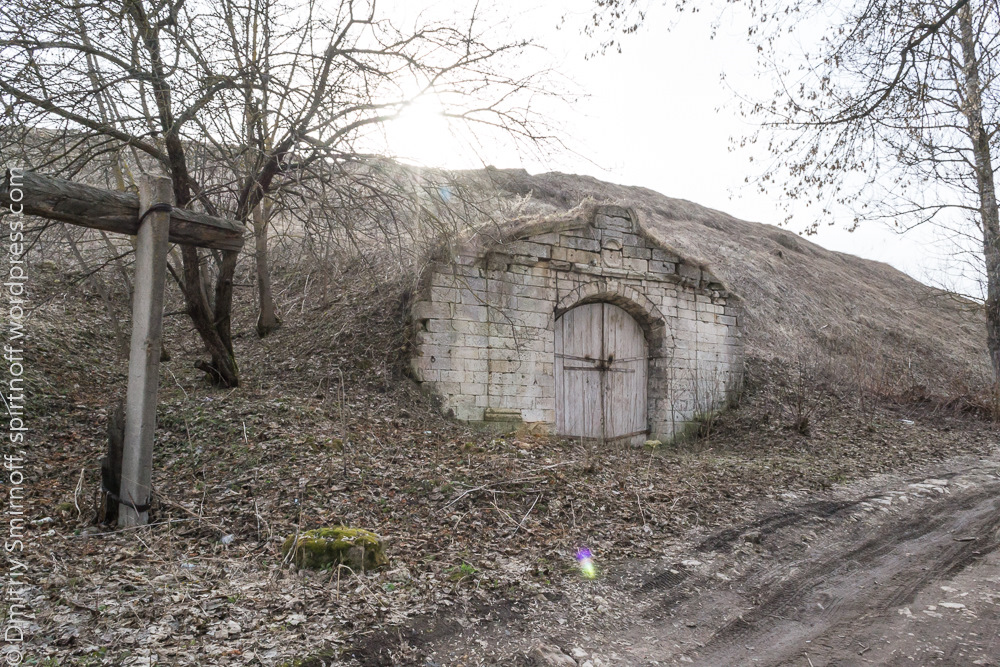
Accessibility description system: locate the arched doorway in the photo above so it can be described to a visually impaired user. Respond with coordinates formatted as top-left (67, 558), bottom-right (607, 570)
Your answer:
top-left (554, 302), bottom-right (648, 445)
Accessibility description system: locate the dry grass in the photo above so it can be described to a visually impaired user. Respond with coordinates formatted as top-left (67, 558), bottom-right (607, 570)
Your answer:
top-left (482, 168), bottom-right (992, 397)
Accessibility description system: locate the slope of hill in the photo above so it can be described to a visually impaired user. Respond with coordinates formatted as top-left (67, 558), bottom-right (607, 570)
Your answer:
top-left (484, 168), bottom-right (990, 393)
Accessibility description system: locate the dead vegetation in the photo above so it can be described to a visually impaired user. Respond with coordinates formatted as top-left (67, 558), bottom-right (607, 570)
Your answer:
top-left (20, 168), bottom-right (1000, 665)
top-left (488, 168), bottom-right (994, 394)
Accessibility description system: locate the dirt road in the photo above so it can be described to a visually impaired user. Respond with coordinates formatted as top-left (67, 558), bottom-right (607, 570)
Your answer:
top-left (383, 452), bottom-right (1000, 666)
top-left (631, 466), bottom-right (1000, 666)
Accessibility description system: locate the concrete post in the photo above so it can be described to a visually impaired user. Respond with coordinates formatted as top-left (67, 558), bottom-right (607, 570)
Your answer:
top-left (118, 175), bottom-right (171, 526)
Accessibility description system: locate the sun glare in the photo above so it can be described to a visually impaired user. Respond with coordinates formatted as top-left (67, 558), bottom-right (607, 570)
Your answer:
top-left (385, 97), bottom-right (471, 169)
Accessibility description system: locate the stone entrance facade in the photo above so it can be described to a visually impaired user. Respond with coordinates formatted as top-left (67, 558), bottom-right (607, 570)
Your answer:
top-left (409, 203), bottom-right (744, 441)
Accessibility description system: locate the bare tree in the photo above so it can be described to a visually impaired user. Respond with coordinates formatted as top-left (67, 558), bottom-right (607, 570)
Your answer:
top-left (0, 0), bottom-right (552, 384)
top-left (586, 0), bottom-right (1000, 384)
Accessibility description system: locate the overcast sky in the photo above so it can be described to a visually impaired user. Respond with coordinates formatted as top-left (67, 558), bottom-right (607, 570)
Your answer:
top-left (383, 0), bottom-right (977, 296)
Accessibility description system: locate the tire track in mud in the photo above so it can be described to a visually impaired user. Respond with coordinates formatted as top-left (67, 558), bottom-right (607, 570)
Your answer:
top-left (632, 500), bottom-right (875, 621)
top-left (694, 499), bottom-right (865, 554)
top-left (682, 480), bottom-right (1000, 666)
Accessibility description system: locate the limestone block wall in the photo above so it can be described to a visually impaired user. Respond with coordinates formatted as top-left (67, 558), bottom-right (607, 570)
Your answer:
top-left (410, 205), bottom-right (744, 441)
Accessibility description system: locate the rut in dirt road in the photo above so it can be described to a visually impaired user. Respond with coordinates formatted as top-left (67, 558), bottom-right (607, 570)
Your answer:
top-left (684, 481), bottom-right (1000, 666)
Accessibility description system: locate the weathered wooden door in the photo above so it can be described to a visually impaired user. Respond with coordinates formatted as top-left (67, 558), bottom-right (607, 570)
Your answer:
top-left (555, 302), bottom-right (648, 445)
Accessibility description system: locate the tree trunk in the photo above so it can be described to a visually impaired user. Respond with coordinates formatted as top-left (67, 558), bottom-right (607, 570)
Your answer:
top-left (958, 5), bottom-right (1000, 386)
top-left (99, 402), bottom-right (125, 524)
top-left (126, 0), bottom-right (241, 388)
top-left (181, 245), bottom-right (240, 387)
top-left (254, 199), bottom-right (281, 337)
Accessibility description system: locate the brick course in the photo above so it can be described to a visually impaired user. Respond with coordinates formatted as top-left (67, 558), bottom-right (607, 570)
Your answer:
top-left (411, 205), bottom-right (744, 440)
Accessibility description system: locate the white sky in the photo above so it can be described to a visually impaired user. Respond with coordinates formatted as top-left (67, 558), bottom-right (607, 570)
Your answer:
top-left (382, 0), bottom-right (978, 296)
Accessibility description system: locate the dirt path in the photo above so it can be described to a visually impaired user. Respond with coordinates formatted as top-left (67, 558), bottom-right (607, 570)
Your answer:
top-left (661, 473), bottom-right (1000, 666)
top-left (383, 451), bottom-right (1000, 666)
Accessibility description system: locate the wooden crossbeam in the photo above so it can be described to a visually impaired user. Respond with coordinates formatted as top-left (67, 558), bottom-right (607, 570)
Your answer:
top-left (0, 169), bottom-right (243, 251)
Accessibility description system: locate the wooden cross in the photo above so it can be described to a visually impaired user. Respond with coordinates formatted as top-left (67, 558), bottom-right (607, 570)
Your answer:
top-left (1, 170), bottom-right (243, 526)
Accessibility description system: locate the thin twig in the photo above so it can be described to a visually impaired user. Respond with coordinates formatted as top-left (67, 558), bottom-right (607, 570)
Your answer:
top-left (74, 468), bottom-right (85, 518)
top-left (510, 494), bottom-right (540, 538)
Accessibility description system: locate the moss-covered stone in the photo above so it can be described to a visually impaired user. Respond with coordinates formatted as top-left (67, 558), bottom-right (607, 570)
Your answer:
top-left (282, 527), bottom-right (388, 571)
top-left (278, 650), bottom-right (337, 667)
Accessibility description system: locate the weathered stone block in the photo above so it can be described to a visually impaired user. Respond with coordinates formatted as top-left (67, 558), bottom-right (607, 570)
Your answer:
top-left (416, 368), bottom-right (438, 382)
top-left (412, 301), bottom-right (450, 320)
top-left (430, 273), bottom-right (459, 289)
top-left (597, 204), bottom-right (632, 219)
top-left (590, 264), bottom-right (629, 278)
top-left (461, 382), bottom-right (487, 395)
top-left (508, 240), bottom-right (552, 259)
top-left (416, 330), bottom-right (460, 346)
top-left (460, 359), bottom-right (489, 373)
top-left (439, 370), bottom-right (466, 383)
top-left (623, 245), bottom-right (651, 259)
top-left (453, 346), bottom-right (489, 360)
top-left (677, 264), bottom-right (701, 281)
top-left (534, 397), bottom-right (555, 411)
top-left (283, 527), bottom-right (388, 571)
top-left (512, 296), bottom-right (551, 313)
top-left (510, 310), bottom-right (551, 329)
top-left (521, 409), bottom-right (547, 423)
top-left (452, 319), bottom-right (488, 335)
top-left (512, 284), bottom-right (553, 301)
top-left (483, 407), bottom-right (522, 422)
top-left (463, 334), bottom-right (489, 347)
top-left (562, 236), bottom-right (601, 252)
top-left (651, 248), bottom-right (681, 263)
top-left (425, 319), bottom-right (453, 333)
top-left (452, 304), bottom-right (487, 322)
top-left (649, 260), bottom-right (676, 274)
top-left (552, 246), bottom-right (600, 265)
top-left (456, 276), bottom-right (487, 292)
top-left (520, 273), bottom-right (550, 288)
top-left (672, 317), bottom-right (697, 333)
top-left (561, 227), bottom-right (600, 240)
top-left (430, 286), bottom-right (460, 302)
top-left (623, 257), bottom-right (648, 273)
top-left (595, 213), bottom-right (633, 232)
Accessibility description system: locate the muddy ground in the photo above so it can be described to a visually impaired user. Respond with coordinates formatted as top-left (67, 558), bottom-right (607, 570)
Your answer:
top-left (371, 450), bottom-right (1000, 666)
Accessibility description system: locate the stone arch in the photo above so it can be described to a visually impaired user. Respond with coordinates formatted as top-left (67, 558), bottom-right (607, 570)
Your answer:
top-left (553, 280), bottom-right (672, 355)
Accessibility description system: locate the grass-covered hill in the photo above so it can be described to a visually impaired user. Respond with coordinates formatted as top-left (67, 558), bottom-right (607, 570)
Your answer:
top-left (486, 168), bottom-right (990, 396)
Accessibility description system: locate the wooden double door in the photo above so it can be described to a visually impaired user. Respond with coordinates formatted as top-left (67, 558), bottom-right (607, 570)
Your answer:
top-left (554, 302), bottom-right (648, 445)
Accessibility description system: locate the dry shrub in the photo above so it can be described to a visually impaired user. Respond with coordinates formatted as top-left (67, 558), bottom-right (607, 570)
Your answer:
top-left (778, 356), bottom-right (830, 435)
top-left (278, 252), bottom-right (418, 386)
top-left (929, 378), bottom-right (1000, 422)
